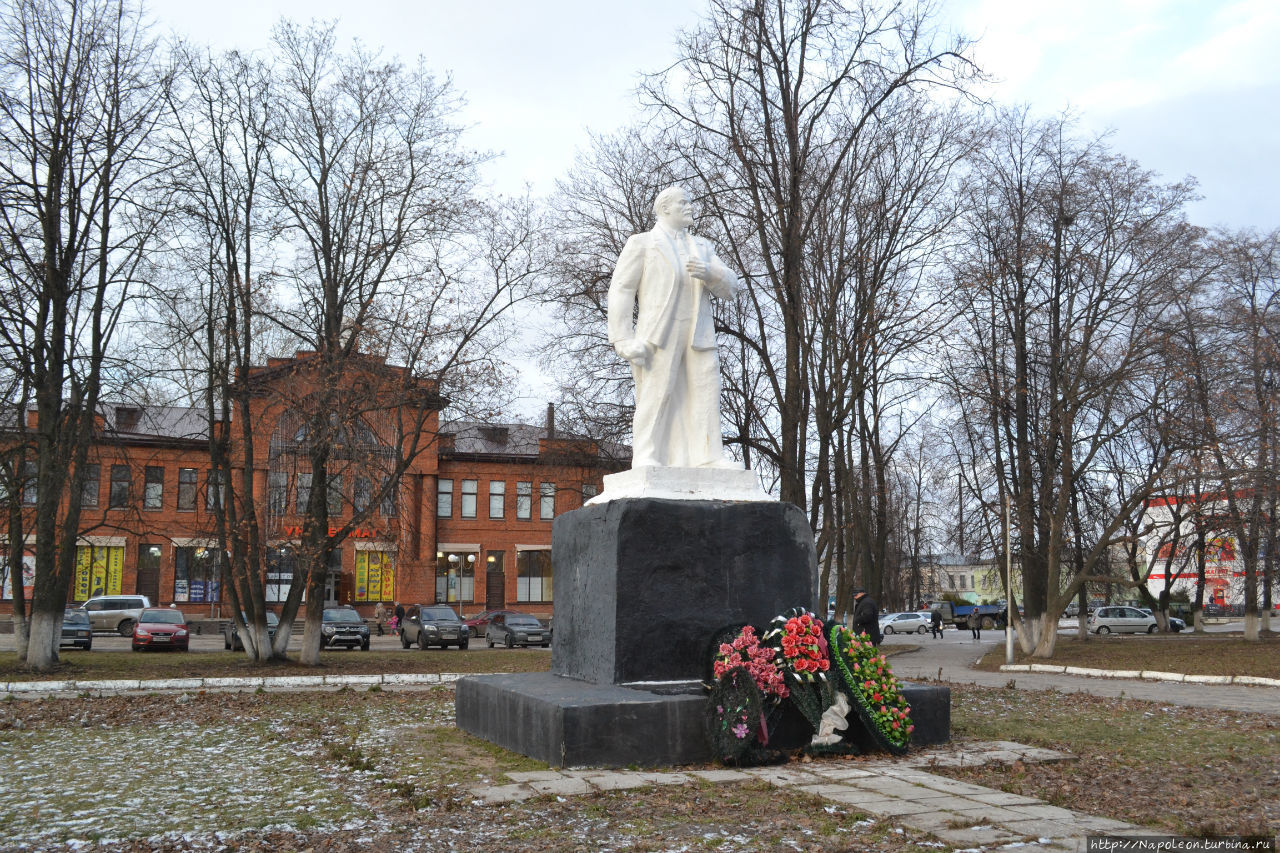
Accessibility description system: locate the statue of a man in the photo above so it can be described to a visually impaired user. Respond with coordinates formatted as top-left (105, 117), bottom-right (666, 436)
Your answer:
top-left (608, 186), bottom-right (740, 469)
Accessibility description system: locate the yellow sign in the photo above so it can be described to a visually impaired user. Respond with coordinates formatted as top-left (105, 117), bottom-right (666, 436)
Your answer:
top-left (354, 551), bottom-right (393, 602)
top-left (75, 546), bottom-right (123, 600)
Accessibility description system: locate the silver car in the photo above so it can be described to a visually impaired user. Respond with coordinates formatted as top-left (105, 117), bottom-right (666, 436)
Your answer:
top-left (878, 612), bottom-right (931, 635)
top-left (1088, 606), bottom-right (1157, 634)
top-left (80, 594), bottom-right (152, 636)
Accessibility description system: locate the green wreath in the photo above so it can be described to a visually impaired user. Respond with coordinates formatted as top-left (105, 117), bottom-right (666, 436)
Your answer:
top-left (828, 623), bottom-right (912, 754)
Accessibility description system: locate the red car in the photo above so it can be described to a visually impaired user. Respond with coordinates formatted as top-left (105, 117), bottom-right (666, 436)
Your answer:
top-left (463, 609), bottom-right (521, 638)
top-left (132, 608), bottom-right (191, 652)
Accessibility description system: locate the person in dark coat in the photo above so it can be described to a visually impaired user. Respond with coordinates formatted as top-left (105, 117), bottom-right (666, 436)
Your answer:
top-left (968, 610), bottom-right (982, 640)
top-left (852, 589), bottom-right (881, 646)
top-left (930, 608), bottom-right (943, 639)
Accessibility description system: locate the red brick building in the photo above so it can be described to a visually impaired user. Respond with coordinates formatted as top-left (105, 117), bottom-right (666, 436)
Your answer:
top-left (2, 351), bottom-right (623, 623)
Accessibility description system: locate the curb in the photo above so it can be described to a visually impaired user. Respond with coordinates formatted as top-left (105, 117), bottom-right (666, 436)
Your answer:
top-left (2, 671), bottom-right (455, 697)
top-left (998, 664), bottom-right (1280, 688)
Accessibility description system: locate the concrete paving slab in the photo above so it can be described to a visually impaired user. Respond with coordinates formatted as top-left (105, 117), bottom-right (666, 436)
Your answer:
top-left (949, 804), bottom-right (1044, 822)
top-left (838, 777), bottom-right (940, 799)
top-left (576, 772), bottom-right (652, 791)
top-left (742, 767), bottom-right (824, 786)
top-left (469, 783), bottom-right (535, 804)
top-left (505, 770), bottom-right (566, 782)
top-left (966, 790), bottom-right (1045, 806)
top-left (808, 766), bottom-right (876, 780)
top-left (999, 817), bottom-right (1092, 839)
top-left (528, 777), bottom-right (596, 796)
top-left (847, 798), bottom-right (938, 817)
top-left (899, 774), bottom-right (1002, 797)
top-left (684, 769), bottom-right (753, 783)
top-left (1004, 803), bottom-right (1083, 821)
top-left (931, 825), bottom-right (1023, 846)
top-left (819, 790), bottom-right (900, 810)
top-left (795, 783), bottom-right (868, 798)
top-left (896, 810), bottom-right (971, 833)
top-left (633, 771), bottom-right (692, 785)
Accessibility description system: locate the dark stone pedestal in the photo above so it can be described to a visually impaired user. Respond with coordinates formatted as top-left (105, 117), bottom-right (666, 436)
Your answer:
top-left (550, 499), bottom-right (819, 687)
top-left (454, 497), bottom-right (951, 767)
top-left (456, 672), bottom-right (711, 767)
top-left (901, 683), bottom-right (951, 746)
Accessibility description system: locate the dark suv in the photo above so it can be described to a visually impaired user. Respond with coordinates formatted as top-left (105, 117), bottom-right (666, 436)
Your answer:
top-left (224, 610), bottom-right (280, 651)
top-left (320, 606), bottom-right (370, 651)
top-left (399, 604), bottom-right (468, 650)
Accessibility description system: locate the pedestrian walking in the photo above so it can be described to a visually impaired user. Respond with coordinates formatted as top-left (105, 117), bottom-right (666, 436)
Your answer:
top-left (852, 588), bottom-right (882, 646)
top-left (968, 610), bottom-right (982, 641)
top-left (373, 602), bottom-right (386, 636)
top-left (930, 608), bottom-right (943, 639)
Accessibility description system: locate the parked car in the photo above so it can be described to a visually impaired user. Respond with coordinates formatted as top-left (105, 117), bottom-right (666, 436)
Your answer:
top-left (224, 610), bottom-right (280, 651)
top-left (463, 609), bottom-right (521, 639)
top-left (1088, 606), bottom-right (1157, 634)
top-left (400, 604), bottom-right (468, 650)
top-left (1137, 608), bottom-right (1186, 632)
top-left (80, 594), bottom-right (151, 636)
top-left (485, 611), bottom-right (550, 648)
top-left (320, 606), bottom-right (370, 651)
top-left (132, 608), bottom-right (190, 651)
top-left (878, 612), bottom-right (930, 635)
top-left (60, 609), bottom-right (92, 651)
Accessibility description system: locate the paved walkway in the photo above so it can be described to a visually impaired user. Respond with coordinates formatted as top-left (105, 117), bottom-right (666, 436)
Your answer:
top-left (884, 634), bottom-right (1280, 715)
top-left (474, 741), bottom-right (1134, 852)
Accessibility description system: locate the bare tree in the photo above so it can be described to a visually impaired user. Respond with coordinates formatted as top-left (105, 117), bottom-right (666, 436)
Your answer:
top-left (942, 110), bottom-right (1199, 657)
top-left (641, 0), bottom-right (975, 509)
top-left (0, 0), bottom-right (166, 670)
top-left (262, 21), bottom-right (538, 664)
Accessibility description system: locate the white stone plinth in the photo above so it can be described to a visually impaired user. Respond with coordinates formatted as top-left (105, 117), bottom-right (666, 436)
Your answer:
top-left (589, 465), bottom-right (772, 503)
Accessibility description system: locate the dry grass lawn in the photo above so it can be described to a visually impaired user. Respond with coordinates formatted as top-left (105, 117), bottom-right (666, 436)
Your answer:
top-left (973, 633), bottom-right (1280, 678)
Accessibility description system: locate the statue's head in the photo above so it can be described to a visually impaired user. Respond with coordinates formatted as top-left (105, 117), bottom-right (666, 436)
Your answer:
top-left (653, 186), bottom-right (694, 230)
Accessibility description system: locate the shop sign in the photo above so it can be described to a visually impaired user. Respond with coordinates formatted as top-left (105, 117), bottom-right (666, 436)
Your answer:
top-left (281, 525), bottom-right (379, 539)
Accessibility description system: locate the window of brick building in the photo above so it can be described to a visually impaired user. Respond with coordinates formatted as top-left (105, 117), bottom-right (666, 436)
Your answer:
top-left (517, 549), bottom-right (553, 602)
top-left (437, 478), bottom-right (453, 518)
top-left (461, 479), bottom-right (477, 519)
top-left (109, 465), bottom-right (131, 508)
top-left (178, 468), bottom-right (197, 510)
top-left (296, 472), bottom-right (312, 514)
top-left (79, 463), bottom-right (100, 507)
top-left (144, 466), bottom-right (164, 510)
top-left (174, 546), bottom-right (219, 602)
top-left (353, 476), bottom-right (371, 514)
top-left (327, 474), bottom-right (343, 516)
top-left (206, 469), bottom-right (224, 510)
top-left (516, 481), bottom-right (532, 519)
top-left (489, 480), bottom-right (505, 518)
top-left (21, 460), bottom-right (37, 505)
top-left (268, 472), bottom-right (288, 515)
top-left (381, 475), bottom-right (398, 517)
top-left (540, 482), bottom-right (556, 520)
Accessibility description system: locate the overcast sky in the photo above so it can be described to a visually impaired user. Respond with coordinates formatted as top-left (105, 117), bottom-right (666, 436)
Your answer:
top-left (146, 0), bottom-right (1280, 414)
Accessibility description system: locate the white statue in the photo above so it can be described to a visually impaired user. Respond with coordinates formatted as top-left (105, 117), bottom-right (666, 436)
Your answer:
top-left (608, 186), bottom-right (740, 469)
